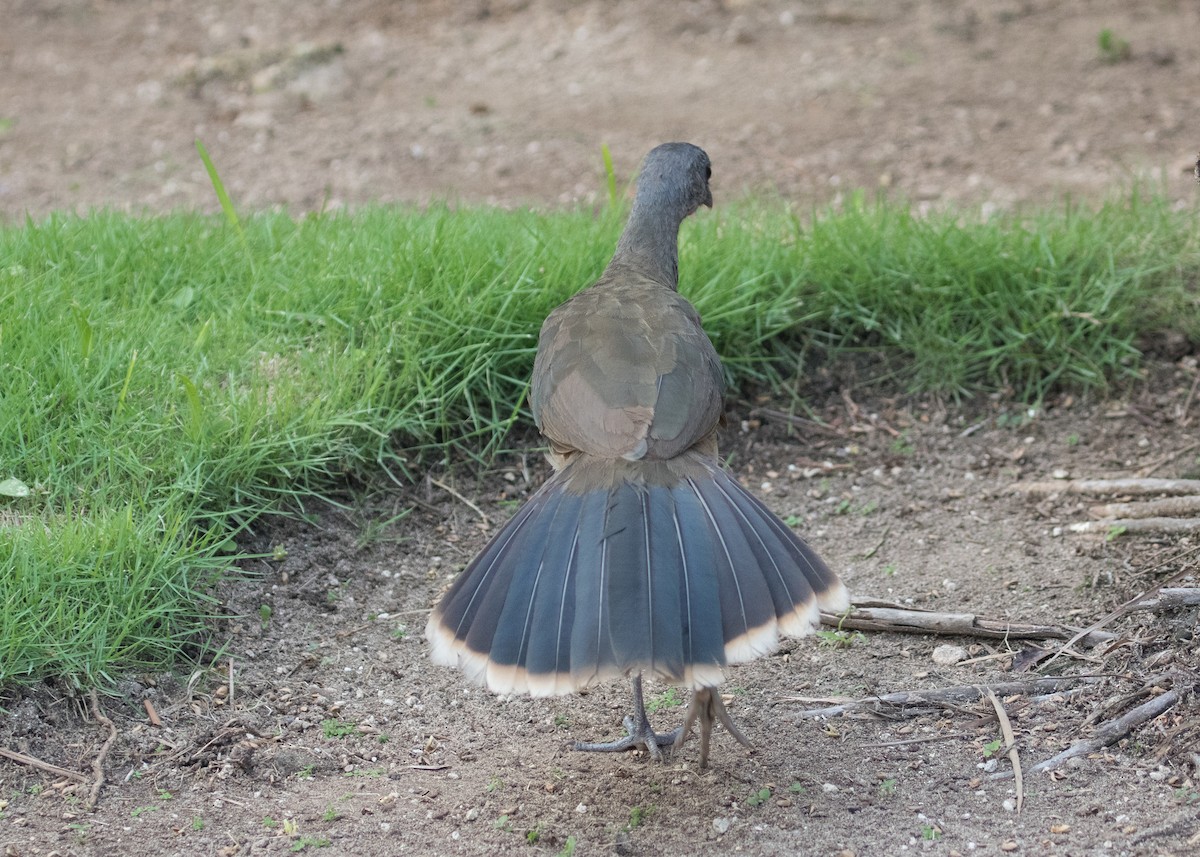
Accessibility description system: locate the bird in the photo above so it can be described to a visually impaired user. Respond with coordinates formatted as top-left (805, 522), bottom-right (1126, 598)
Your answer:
top-left (426, 142), bottom-right (849, 767)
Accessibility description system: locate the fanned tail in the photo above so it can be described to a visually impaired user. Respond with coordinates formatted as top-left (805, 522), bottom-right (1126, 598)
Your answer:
top-left (425, 453), bottom-right (848, 696)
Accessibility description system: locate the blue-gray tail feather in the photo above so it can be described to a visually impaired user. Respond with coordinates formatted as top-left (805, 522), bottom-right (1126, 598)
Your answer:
top-left (430, 460), bottom-right (837, 690)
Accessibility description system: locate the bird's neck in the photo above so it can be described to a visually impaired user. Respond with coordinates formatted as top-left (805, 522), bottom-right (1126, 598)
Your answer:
top-left (603, 197), bottom-right (686, 290)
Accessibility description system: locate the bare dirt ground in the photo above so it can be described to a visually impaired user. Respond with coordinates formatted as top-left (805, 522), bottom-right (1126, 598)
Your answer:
top-left (2, 1), bottom-right (1200, 856)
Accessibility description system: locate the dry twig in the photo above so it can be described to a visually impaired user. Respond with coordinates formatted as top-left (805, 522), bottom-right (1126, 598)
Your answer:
top-left (986, 690), bottom-right (1023, 814)
top-left (1068, 517), bottom-right (1200, 535)
top-left (747, 407), bottom-right (849, 438)
top-left (821, 598), bottom-right (1115, 647)
top-left (430, 477), bottom-right (491, 526)
top-left (863, 732), bottom-right (975, 749)
top-left (1090, 495), bottom-right (1200, 519)
top-left (1027, 686), bottom-right (1189, 775)
top-left (87, 689), bottom-right (118, 811)
top-left (1011, 477), bottom-right (1200, 496)
top-left (787, 677), bottom-right (1100, 720)
top-left (1135, 441), bottom-right (1200, 477)
top-left (143, 699), bottom-right (162, 728)
top-left (1040, 563), bottom-right (1199, 672)
top-left (1180, 372), bottom-right (1200, 428)
top-left (1125, 588), bottom-right (1200, 613)
top-left (0, 747), bottom-right (91, 784)
top-left (335, 622), bottom-right (374, 639)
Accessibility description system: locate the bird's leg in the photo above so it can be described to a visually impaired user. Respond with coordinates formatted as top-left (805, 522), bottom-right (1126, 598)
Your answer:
top-left (573, 674), bottom-right (682, 762)
top-left (672, 687), bottom-right (752, 769)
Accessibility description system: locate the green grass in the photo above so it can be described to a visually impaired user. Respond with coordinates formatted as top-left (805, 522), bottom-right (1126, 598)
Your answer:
top-left (1, 190), bottom-right (1198, 689)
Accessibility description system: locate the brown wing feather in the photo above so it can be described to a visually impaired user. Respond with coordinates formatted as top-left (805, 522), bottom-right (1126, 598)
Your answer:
top-left (530, 274), bottom-right (724, 463)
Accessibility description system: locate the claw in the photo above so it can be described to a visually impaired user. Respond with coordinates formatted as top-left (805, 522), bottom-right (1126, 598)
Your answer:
top-left (572, 675), bottom-right (752, 768)
top-left (673, 687), bottom-right (752, 768)
top-left (573, 674), bottom-right (681, 761)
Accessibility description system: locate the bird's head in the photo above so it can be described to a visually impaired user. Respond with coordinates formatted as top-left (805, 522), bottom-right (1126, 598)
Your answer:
top-left (637, 142), bottom-right (713, 218)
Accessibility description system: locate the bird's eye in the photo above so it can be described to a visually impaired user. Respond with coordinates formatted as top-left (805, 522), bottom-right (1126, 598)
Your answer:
top-left (705, 165), bottom-right (712, 180)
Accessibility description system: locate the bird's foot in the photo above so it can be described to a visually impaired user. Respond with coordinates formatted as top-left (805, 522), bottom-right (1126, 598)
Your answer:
top-left (573, 716), bottom-right (683, 762)
top-left (573, 674), bottom-right (682, 762)
top-left (672, 687), bottom-right (752, 768)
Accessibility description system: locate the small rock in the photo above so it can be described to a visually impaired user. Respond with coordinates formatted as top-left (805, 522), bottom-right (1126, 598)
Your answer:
top-left (822, 783), bottom-right (839, 794)
top-left (1051, 468), bottom-right (1070, 479)
top-left (1003, 798), bottom-right (1016, 812)
top-left (932, 644), bottom-right (968, 666)
top-left (712, 817), bottom-right (731, 834)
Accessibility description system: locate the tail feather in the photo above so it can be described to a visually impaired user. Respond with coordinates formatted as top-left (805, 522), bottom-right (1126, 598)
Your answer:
top-left (425, 453), bottom-right (847, 696)
top-left (687, 474), bottom-right (780, 662)
top-left (431, 486), bottom-right (548, 682)
top-left (605, 485), bottom-right (685, 682)
top-left (726, 477), bottom-right (846, 611)
top-left (486, 489), bottom-right (585, 679)
top-left (668, 482), bottom-right (731, 682)
top-left (705, 470), bottom-right (834, 637)
top-left (520, 510), bottom-right (581, 682)
top-left (566, 489), bottom-right (612, 688)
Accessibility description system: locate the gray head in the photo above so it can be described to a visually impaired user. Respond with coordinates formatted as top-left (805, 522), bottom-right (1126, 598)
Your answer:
top-left (606, 142), bottom-right (713, 289)
top-left (635, 142), bottom-right (713, 218)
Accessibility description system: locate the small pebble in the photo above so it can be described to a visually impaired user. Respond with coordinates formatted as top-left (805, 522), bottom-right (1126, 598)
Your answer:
top-left (712, 817), bottom-right (731, 834)
top-left (932, 644), bottom-right (967, 666)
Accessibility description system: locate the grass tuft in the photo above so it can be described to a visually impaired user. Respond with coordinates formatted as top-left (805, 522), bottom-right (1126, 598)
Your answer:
top-left (1, 190), bottom-right (1198, 688)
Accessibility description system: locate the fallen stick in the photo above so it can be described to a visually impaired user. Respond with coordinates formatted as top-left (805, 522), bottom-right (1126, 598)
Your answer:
top-left (1090, 495), bottom-right (1200, 519)
top-left (1136, 441), bottom-right (1200, 478)
top-left (1039, 564), bottom-right (1199, 672)
top-left (787, 677), bottom-right (1101, 720)
top-left (1067, 517), bottom-right (1200, 535)
top-left (86, 689), bottom-right (118, 811)
top-left (1125, 588), bottom-right (1200, 612)
top-left (1011, 478), bottom-right (1200, 497)
top-left (430, 477), bottom-right (491, 526)
top-left (863, 732), bottom-right (975, 749)
top-left (748, 407), bottom-right (849, 439)
top-left (986, 690), bottom-right (1023, 814)
top-left (1027, 687), bottom-right (1187, 775)
top-left (143, 699), bottom-right (162, 728)
top-left (821, 599), bottom-right (1116, 647)
top-left (0, 747), bottom-right (91, 784)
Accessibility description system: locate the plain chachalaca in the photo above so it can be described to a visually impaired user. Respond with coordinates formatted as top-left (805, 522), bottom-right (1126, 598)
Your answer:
top-left (426, 142), bottom-right (848, 766)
